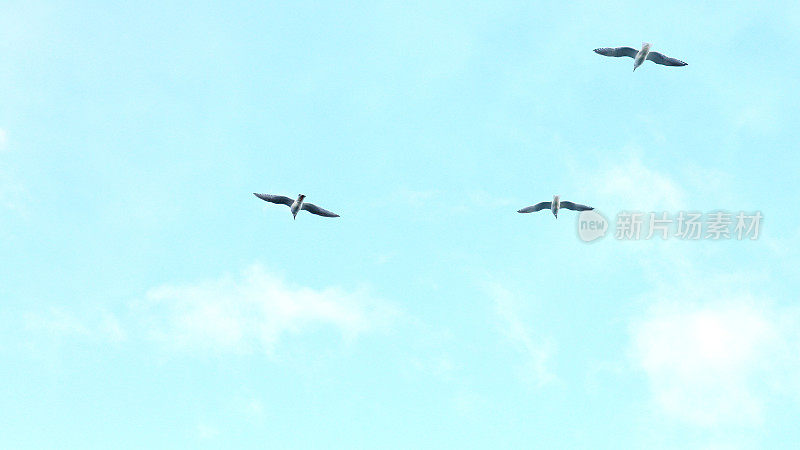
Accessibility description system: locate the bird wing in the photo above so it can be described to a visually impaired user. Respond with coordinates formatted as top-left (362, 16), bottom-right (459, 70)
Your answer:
top-left (560, 201), bottom-right (593, 211)
top-left (646, 51), bottom-right (687, 66)
top-left (593, 47), bottom-right (637, 58)
top-left (301, 202), bottom-right (340, 217)
top-left (517, 202), bottom-right (551, 213)
top-left (253, 193), bottom-right (294, 206)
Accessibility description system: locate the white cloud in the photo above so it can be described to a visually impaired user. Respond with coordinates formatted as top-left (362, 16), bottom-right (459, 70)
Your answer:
top-left (734, 100), bottom-right (778, 134)
top-left (575, 154), bottom-right (751, 257)
top-left (196, 423), bottom-right (220, 440)
top-left (25, 308), bottom-right (91, 337)
top-left (571, 150), bottom-right (800, 429)
top-left (394, 188), bottom-right (438, 207)
top-left (141, 264), bottom-right (397, 354)
top-left (25, 308), bottom-right (126, 343)
top-left (587, 155), bottom-right (800, 430)
top-left (21, 264), bottom-right (396, 359)
top-left (0, 177), bottom-right (26, 212)
top-left (385, 187), bottom-right (521, 219)
top-left (631, 279), bottom-right (800, 427)
top-left (242, 397), bottom-right (265, 419)
top-left (467, 189), bottom-right (518, 209)
top-left (452, 390), bottom-right (486, 418)
top-left (715, 75), bottom-right (783, 136)
top-left (485, 283), bottom-right (554, 387)
top-left (0, 129), bottom-right (28, 213)
top-left (99, 312), bottom-right (127, 343)
top-left (589, 155), bottom-right (686, 213)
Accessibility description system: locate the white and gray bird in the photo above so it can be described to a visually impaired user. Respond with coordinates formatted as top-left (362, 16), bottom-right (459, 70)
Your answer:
top-left (254, 193), bottom-right (340, 219)
top-left (594, 43), bottom-right (687, 71)
top-left (518, 195), bottom-right (593, 219)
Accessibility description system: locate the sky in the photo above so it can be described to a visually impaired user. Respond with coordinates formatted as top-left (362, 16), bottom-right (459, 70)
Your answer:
top-left (1, 0), bottom-right (800, 448)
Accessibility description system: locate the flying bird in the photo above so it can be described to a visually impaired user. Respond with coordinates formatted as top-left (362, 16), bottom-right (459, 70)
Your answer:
top-left (594, 43), bottom-right (687, 71)
top-left (254, 193), bottom-right (340, 219)
top-left (518, 195), bottom-right (593, 219)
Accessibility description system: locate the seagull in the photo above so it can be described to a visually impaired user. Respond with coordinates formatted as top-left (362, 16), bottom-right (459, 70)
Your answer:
top-left (594, 43), bottom-right (687, 71)
top-left (518, 195), bottom-right (593, 219)
top-left (254, 193), bottom-right (340, 219)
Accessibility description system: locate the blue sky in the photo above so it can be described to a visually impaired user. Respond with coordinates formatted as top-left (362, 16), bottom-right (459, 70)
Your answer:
top-left (2, 0), bottom-right (800, 448)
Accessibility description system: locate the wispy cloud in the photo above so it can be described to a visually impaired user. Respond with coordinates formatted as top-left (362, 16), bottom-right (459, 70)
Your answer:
top-left (584, 157), bottom-right (800, 429)
top-left (196, 423), bottom-right (220, 441)
top-left (139, 264), bottom-right (398, 355)
top-left (21, 264), bottom-right (398, 358)
top-left (734, 98), bottom-right (779, 135)
top-left (25, 308), bottom-right (126, 343)
top-left (386, 187), bottom-right (517, 216)
top-left (452, 390), bottom-right (486, 418)
top-left (0, 128), bottom-right (28, 214)
top-left (630, 274), bottom-right (800, 427)
top-left (394, 188), bottom-right (438, 207)
top-left (582, 153), bottom-right (687, 213)
top-left (25, 308), bottom-right (90, 337)
top-left (0, 177), bottom-right (26, 213)
top-left (485, 283), bottom-right (554, 388)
